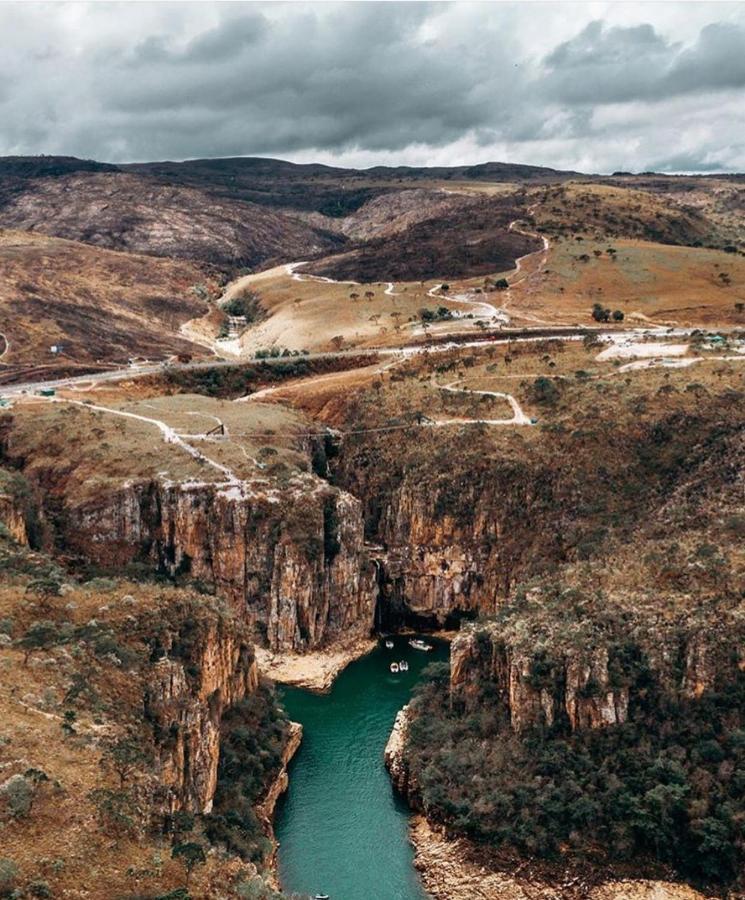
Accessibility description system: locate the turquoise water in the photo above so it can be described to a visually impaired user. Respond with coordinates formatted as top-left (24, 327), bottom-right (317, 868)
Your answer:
top-left (275, 636), bottom-right (448, 900)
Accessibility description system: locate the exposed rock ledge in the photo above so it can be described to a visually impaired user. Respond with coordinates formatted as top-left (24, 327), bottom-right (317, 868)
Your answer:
top-left (384, 704), bottom-right (412, 796)
top-left (255, 636), bottom-right (377, 692)
top-left (257, 720), bottom-right (303, 883)
top-left (409, 816), bottom-right (714, 900)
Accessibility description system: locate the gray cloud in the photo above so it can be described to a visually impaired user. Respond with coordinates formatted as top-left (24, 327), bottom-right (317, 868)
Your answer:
top-left (543, 19), bottom-right (745, 105)
top-left (0, 2), bottom-right (743, 172)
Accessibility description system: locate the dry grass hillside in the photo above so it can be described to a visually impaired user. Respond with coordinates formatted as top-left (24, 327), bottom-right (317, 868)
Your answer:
top-left (1, 394), bottom-right (311, 504)
top-left (531, 182), bottom-right (713, 246)
top-left (0, 230), bottom-right (218, 376)
top-left (305, 192), bottom-right (540, 282)
top-left (625, 177), bottom-right (745, 250)
top-left (510, 237), bottom-right (745, 327)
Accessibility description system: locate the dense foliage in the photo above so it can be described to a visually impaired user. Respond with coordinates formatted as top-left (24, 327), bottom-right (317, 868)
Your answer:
top-left (407, 664), bottom-right (745, 889)
top-left (163, 355), bottom-right (375, 398)
top-left (223, 291), bottom-right (264, 323)
top-left (204, 685), bottom-right (290, 863)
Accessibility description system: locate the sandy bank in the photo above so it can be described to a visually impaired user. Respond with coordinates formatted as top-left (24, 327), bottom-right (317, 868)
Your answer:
top-left (255, 637), bottom-right (378, 692)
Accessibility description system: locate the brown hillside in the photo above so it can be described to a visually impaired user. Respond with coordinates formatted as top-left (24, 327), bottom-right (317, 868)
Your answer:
top-left (0, 230), bottom-right (217, 374)
top-left (305, 193), bottom-right (541, 282)
top-left (0, 172), bottom-right (342, 271)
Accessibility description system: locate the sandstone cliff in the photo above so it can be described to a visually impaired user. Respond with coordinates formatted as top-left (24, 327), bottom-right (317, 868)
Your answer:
top-left (448, 601), bottom-right (745, 733)
top-left (0, 468), bottom-right (30, 545)
top-left (384, 705), bottom-right (413, 797)
top-left (144, 606), bottom-right (260, 813)
top-left (0, 490), bottom-right (27, 544)
top-left (36, 474), bottom-right (377, 652)
top-left (349, 467), bottom-right (565, 630)
top-left (256, 720), bottom-right (302, 880)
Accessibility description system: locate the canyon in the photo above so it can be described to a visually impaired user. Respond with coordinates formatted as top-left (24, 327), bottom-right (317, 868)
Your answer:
top-left (1, 151), bottom-right (744, 899)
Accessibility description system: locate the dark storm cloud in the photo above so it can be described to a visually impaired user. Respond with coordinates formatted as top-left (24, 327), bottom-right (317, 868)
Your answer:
top-left (102, 3), bottom-right (497, 156)
top-left (0, 2), bottom-right (744, 172)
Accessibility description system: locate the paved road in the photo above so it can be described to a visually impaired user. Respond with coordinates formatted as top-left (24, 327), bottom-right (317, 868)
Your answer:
top-left (1, 325), bottom-right (701, 401)
top-left (0, 327), bottom-right (607, 398)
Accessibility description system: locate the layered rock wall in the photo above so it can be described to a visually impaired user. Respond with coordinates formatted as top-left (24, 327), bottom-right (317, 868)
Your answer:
top-left (55, 477), bottom-right (378, 652)
top-left (144, 612), bottom-right (259, 813)
top-left (449, 620), bottom-right (743, 734)
top-left (0, 490), bottom-right (27, 544)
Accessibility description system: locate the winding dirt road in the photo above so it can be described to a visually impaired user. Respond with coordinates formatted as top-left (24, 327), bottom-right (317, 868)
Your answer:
top-left (431, 378), bottom-right (533, 426)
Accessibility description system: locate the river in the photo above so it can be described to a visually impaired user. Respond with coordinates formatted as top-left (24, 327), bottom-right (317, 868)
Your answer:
top-left (275, 635), bottom-right (449, 900)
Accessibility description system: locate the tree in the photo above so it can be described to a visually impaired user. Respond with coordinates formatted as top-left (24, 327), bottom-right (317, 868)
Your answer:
top-left (16, 621), bottom-right (61, 666)
top-left (100, 734), bottom-right (149, 787)
top-left (591, 303), bottom-right (611, 323)
top-left (611, 309), bottom-right (625, 321)
top-left (23, 769), bottom-right (49, 814)
top-left (495, 278), bottom-right (510, 290)
top-left (172, 842), bottom-right (206, 887)
top-left (88, 788), bottom-right (140, 837)
top-left (24, 579), bottom-right (62, 613)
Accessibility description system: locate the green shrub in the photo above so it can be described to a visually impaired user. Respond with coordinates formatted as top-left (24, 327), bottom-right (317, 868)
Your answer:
top-left (0, 858), bottom-right (18, 897)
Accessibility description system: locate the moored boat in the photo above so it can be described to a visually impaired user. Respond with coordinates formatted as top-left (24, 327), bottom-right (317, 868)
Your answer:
top-left (385, 639), bottom-right (394, 649)
top-left (399, 660), bottom-right (409, 672)
top-left (390, 662), bottom-right (400, 673)
top-left (409, 638), bottom-right (433, 652)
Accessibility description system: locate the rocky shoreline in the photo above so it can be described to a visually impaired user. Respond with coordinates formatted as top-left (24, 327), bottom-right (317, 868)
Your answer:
top-left (256, 720), bottom-right (303, 885)
top-left (409, 816), bottom-right (713, 900)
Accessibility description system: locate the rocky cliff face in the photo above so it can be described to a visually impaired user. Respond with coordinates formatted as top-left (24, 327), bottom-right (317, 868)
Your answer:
top-left (144, 609), bottom-right (260, 813)
top-left (370, 477), bottom-right (556, 629)
top-left (384, 705), bottom-right (415, 798)
top-left (0, 490), bottom-right (27, 544)
top-left (371, 487), bottom-right (498, 629)
top-left (449, 611), bottom-right (744, 734)
top-left (53, 476), bottom-right (378, 652)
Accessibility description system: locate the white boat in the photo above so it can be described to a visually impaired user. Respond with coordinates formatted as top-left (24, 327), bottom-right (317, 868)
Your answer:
top-left (385, 639), bottom-right (394, 649)
top-left (315, 895), bottom-right (330, 900)
top-left (409, 638), bottom-right (433, 652)
top-left (390, 662), bottom-right (400, 673)
top-left (399, 660), bottom-right (409, 672)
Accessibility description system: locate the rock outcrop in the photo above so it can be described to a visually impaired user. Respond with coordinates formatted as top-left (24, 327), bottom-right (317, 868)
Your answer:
top-left (384, 705), bottom-right (414, 797)
top-left (354, 466), bottom-right (566, 630)
top-left (56, 477), bottom-right (378, 652)
top-left (0, 491), bottom-right (27, 545)
top-left (256, 720), bottom-right (302, 879)
top-left (144, 610), bottom-right (259, 813)
top-left (449, 612), bottom-right (744, 734)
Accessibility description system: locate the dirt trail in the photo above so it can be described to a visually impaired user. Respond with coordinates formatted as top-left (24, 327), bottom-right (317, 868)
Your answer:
top-left (432, 378), bottom-right (533, 426)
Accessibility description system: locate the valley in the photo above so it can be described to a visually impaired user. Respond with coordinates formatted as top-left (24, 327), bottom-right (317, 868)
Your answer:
top-left (0, 154), bottom-right (744, 900)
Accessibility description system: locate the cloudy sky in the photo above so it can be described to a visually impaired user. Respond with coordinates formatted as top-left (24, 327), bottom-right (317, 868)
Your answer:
top-left (1, 1), bottom-right (745, 173)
